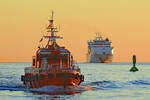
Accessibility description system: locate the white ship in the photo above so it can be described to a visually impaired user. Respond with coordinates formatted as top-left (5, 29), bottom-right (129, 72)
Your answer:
top-left (87, 33), bottom-right (113, 63)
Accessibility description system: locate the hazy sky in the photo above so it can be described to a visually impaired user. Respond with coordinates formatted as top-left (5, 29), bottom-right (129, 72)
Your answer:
top-left (0, 0), bottom-right (150, 62)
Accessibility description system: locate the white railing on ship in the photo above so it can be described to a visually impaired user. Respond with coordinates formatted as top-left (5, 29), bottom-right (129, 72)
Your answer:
top-left (24, 67), bottom-right (39, 74)
top-left (24, 67), bottom-right (32, 73)
top-left (24, 65), bottom-right (80, 74)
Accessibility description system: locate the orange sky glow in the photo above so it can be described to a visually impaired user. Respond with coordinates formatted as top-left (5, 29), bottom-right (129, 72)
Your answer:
top-left (0, 0), bottom-right (150, 62)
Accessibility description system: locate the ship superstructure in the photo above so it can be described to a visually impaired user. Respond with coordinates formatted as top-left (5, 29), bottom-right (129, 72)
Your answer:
top-left (21, 12), bottom-right (84, 89)
top-left (87, 33), bottom-right (113, 63)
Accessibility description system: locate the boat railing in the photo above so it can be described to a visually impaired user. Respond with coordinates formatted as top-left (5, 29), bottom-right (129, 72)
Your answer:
top-left (25, 67), bottom-right (39, 74)
top-left (24, 67), bottom-right (32, 74)
top-left (48, 65), bottom-right (72, 72)
top-left (25, 64), bottom-right (80, 74)
top-left (71, 65), bottom-right (80, 72)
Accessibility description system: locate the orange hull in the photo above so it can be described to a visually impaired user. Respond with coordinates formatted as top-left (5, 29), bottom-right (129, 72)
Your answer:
top-left (22, 71), bottom-right (84, 89)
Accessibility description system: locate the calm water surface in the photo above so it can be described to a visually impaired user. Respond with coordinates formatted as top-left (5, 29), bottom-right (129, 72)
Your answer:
top-left (0, 62), bottom-right (150, 100)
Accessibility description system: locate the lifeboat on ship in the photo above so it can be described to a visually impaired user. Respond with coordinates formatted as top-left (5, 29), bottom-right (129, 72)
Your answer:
top-left (21, 12), bottom-right (84, 89)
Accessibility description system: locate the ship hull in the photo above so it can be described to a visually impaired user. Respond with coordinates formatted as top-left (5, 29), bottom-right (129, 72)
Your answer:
top-left (87, 51), bottom-right (113, 63)
top-left (22, 71), bottom-right (84, 89)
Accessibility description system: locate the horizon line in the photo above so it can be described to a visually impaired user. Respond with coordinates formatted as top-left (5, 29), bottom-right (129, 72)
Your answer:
top-left (0, 62), bottom-right (150, 63)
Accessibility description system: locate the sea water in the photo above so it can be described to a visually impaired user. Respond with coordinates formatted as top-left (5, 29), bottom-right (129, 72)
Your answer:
top-left (0, 62), bottom-right (150, 100)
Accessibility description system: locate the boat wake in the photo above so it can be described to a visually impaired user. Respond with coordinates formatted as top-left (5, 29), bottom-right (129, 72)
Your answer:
top-left (129, 80), bottom-right (150, 85)
top-left (87, 80), bottom-right (150, 90)
top-left (29, 85), bottom-right (96, 95)
top-left (0, 82), bottom-right (95, 95)
top-left (1, 79), bottom-right (150, 95)
top-left (88, 80), bottom-right (121, 90)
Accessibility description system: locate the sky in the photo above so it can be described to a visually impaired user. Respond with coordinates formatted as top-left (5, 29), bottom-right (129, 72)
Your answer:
top-left (0, 0), bottom-right (150, 62)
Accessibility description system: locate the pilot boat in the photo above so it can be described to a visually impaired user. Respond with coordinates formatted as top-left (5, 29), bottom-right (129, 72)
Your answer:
top-left (21, 12), bottom-right (84, 89)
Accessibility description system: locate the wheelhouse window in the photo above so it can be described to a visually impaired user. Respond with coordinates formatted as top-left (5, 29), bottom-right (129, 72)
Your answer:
top-left (49, 54), bottom-right (59, 61)
top-left (61, 55), bottom-right (68, 61)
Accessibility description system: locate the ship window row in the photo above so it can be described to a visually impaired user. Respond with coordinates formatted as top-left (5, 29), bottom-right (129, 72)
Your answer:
top-left (40, 54), bottom-right (69, 61)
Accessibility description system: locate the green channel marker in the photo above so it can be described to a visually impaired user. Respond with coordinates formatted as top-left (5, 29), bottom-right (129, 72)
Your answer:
top-left (130, 55), bottom-right (139, 72)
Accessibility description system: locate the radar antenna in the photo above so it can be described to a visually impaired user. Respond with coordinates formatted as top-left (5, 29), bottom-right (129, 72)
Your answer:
top-left (43, 11), bottom-right (63, 47)
top-left (95, 32), bottom-right (102, 40)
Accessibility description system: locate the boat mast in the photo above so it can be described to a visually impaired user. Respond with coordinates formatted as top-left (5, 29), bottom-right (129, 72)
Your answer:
top-left (95, 32), bottom-right (102, 40)
top-left (44, 11), bottom-right (62, 47)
